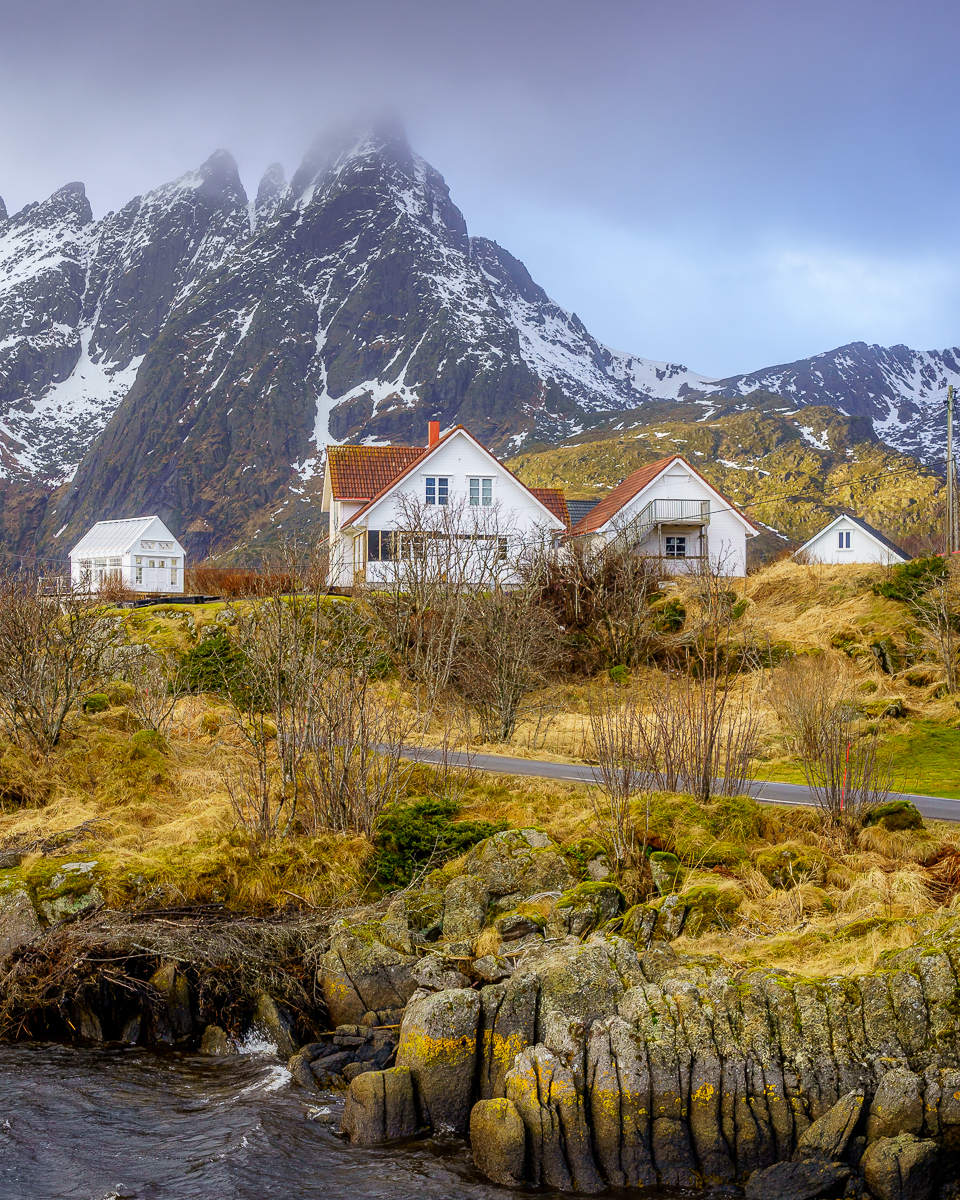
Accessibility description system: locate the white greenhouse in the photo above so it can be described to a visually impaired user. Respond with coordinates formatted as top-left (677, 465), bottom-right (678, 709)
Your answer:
top-left (69, 516), bottom-right (186, 595)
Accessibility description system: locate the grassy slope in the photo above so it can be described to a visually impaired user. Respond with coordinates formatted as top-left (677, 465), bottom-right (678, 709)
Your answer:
top-left (507, 403), bottom-right (943, 552)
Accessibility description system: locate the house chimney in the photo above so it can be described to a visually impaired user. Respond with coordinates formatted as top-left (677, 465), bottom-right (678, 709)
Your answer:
top-left (428, 420), bottom-right (440, 447)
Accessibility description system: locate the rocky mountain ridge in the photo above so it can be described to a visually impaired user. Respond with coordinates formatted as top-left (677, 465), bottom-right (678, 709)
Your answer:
top-left (0, 119), bottom-right (954, 558)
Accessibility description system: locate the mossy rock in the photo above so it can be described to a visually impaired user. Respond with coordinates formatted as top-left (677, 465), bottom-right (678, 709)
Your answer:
top-left (864, 800), bottom-right (924, 832)
top-left (82, 694), bottom-right (110, 714)
top-left (648, 851), bottom-right (683, 895)
top-left (555, 879), bottom-right (625, 913)
top-left (104, 680), bottom-right (136, 706)
top-left (564, 837), bottom-right (610, 879)
top-left (551, 880), bottom-right (625, 939)
top-left (130, 729), bottom-right (168, 757)
top-left (676, 882), bottom-right (744, 937)
top-left (864, 697), bottom-right (908, 719)
top-left (403, 889), bottom-right (445, 932)
top-left (754, 842), bottom-right (828, 888)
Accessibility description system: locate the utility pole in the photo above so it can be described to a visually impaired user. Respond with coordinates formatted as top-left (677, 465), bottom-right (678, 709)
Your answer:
top-left (949, 384), bottom-right (958, 555)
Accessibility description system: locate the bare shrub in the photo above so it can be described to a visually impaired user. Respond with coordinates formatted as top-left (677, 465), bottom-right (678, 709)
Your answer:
top-left (185, 566), bottom-right (298, 598)
top-left (907, 557), bottom-right (960, 693)
top-left (0, 574), bottom-right (123, 752)
top-left (122, 648), bottom-right (186, 737)
top-left (532, 538), bottom-right (661, 671)
top-left (96, 572), bottom-right (137, 604)
top-left (453, 586), bottom-right (561, 742)
top-left (768, 653), bottom-right (856, 757)
top-left (367, 496), bottom-right (522, 717)
top-left (801, 707), bottom-right (899, 842)
top-left (588, 691), bottom-right (647, 872)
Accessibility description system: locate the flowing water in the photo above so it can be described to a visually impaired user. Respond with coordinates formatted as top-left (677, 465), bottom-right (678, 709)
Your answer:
top-left (0, 1042), bottom-right (704, 1200)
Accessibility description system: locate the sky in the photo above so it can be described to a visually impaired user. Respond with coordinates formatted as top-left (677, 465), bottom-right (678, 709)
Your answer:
top-left (2, 0), bottom-right (960, 377)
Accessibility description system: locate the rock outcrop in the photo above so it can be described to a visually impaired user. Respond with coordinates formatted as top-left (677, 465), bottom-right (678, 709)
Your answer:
top-left (319, 826), bottom-right (960, 1194)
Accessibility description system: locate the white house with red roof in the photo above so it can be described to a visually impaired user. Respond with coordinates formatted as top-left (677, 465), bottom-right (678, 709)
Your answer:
top-left (321, 422), bottom-right (569, 587)
top-left (566, 455), bottom-right (758, 575)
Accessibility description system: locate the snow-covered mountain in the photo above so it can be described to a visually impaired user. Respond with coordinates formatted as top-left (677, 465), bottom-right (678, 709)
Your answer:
top-left (0, 117), bottom-right (953, 557)
top-left (697, 342), bottom-right (960, 462)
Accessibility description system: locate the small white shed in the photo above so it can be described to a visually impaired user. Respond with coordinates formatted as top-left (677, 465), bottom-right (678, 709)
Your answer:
top-left (794, 513), bottom-right (909, 566)
top-left (69, 516), bottom-right (186, 595)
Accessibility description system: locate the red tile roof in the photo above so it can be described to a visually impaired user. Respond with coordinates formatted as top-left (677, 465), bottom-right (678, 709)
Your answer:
top-left (566, 454), bottom-right (758, 536)
top-left (326, 445), bottom-right (425, 500)
top-left (567, 456), bottom-right (678, 535)
top-left (530, 487), bottom-right (571, 527)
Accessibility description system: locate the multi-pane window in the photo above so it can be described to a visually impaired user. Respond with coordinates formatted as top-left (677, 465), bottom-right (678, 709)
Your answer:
top-left (135, 566), bottom-right (143, 584)
top-left (425, 477), bottom-right (449, 505)
top-left (469, 477), bottom-right (493, 506)
top-left (838, 531), bottom-right (851, 549)
top-left (368, 530), bottom-right (398, 561)
top-left (170, 559), bottom-right (178, 585)
top-left (665, 536), bottom-right (686, 558)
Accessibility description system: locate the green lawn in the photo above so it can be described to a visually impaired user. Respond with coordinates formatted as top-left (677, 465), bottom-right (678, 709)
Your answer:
top-left (756, 720), bottom-right (960, 800)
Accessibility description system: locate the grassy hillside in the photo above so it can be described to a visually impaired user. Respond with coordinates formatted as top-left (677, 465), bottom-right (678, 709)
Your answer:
top-left (507, 397), bottom-right (945, 556)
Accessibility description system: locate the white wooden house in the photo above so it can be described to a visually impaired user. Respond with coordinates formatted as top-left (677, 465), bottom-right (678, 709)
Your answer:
top-left (321, 423), bottom-right (569, 587)
top-left (69, 516), bottom-right (186, 594)
top-left (566, 454), bottom-right (757, 575)
top-left (794, 513), bottom-right (909, 566)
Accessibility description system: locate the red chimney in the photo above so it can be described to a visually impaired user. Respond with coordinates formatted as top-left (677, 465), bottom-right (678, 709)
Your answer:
top-left (428, 420), bottom-right (440, 447)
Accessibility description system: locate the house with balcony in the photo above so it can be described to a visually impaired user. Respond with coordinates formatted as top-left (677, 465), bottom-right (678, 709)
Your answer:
top-left (566, 455), bottom-right (758, 575)
top-left (321, 422), bottom-right (569, 588)
top-left (69, 516), bottom-right (186, 595)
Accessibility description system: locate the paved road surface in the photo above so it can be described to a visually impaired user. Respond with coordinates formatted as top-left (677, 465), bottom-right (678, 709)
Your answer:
top-left (403, 746), bottom-right (960, 823)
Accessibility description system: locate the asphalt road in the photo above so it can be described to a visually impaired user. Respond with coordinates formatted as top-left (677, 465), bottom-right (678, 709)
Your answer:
top-left (402, 746), bottom-right (960, 824)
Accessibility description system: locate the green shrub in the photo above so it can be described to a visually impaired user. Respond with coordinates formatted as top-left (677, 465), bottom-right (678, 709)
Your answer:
top-left (608, 664), bottom-right (630, 686)
top-left (863, 800), bottom-right (924, 832)
top-left (82, 694), bottom-right (110, 714)
top-left (371, 797), bottom-right (506, 889)
top-left (874, 556), bottom-right (946, 602)
top-left (130, 729), bottom-right (168, 757)
top-left (654, 598), bottom-right (686, 633)
top-left (180, 630), bottom-right (261, 708)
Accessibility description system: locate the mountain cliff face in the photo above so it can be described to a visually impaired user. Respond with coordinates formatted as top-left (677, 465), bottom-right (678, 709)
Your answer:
top-left (0, 119), bottom-right (954, 560)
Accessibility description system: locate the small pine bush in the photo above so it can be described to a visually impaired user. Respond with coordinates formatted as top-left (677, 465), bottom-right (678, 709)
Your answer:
top-left (371, 797), bottom-right (506, 889)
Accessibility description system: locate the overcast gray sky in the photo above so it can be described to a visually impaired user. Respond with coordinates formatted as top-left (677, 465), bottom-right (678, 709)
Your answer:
top-left (2, 0), bottom-right (959, 376)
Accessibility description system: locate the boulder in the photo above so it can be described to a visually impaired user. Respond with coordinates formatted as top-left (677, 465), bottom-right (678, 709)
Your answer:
top-left (746, 1159), bottom-right (851, 1200)
top-left (549, 881), bottom-right (624, 940)
top-left (341, 1066), bottom-right (418, 1144)
top-left (470, 1098), bottom-right (526, 1187)
top-left (463, 829), bottom-right (576, 900)
top-left (320, 928), bottom-right (418, 1027)
top-left (862, 1134), bottom-right (938, 1200)
top-left (585, 1015), bottom-right (658, 1187)
top-left (288, 1049), bottom-right (320, 1089)
top-left (442, 875), bottom-right (488, 941)
top-left (149, 963), bottom-right (193, 1043)
top-left (505, 1044), bottom-right (603, 1193)
top-left (396, 987), bottom-right (480, 1133)
top-left (473, 954), bottom-right (512, 983)
top-left (411, 954), bottom-right (472, 992)
top-left (0, 890), bottom-right (41, 957)
top-left (478, 973), bottom-right (539, 1101)
top-left (534, 941), bottom-right (625, 1037)
top-left (200, 1025), bottom-right (236, 1056)
top-left (648, 851), bottom-right (683, 895)
top-left (868, 1069), bottom-right (925, 1142)
top-left (252, 992), bottom-right (297, 1058)
top-left (794, 1090), bottom-right (864, 1161)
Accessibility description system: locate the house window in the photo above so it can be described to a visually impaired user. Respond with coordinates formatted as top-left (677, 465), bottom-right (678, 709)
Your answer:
top-left (159, 541), bottom-right (173, 550)
top-left (665, 536), bottom-right (686, 558)
top-left (368, 530), bottom-right (398, 561)
top-left (469, 477), bottom-right (492, 506)
top-left (170, 567), bottom-right (178, 585)
top-left (425, 477), bottom-right (449, 505)
top-left (135, 556), bottom-right (142, 564)
top-left (109, 557), bottom-right (121, 568)
top-left (149, 560), bottom-right (155, 569)
top-left (135, 567), bottom-right (143, 585)
top-left (158, 560), bottom-right (165, 569)
top-left (141, 541), bottom-right (155, 550)
top-left (838, 531), bottom-right (851, 549)
top-left (94, 558), bottom-right (106, 568)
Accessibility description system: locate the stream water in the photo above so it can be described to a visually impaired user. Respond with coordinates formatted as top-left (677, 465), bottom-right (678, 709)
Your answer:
top-left (0, 1041), bottom-right (707, 1200)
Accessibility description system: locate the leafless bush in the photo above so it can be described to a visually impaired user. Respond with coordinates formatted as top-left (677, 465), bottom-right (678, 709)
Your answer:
top-left (768, 653), bottom-right (856, 757)
top-left (367, 496), bottom-right (521, 717)
top-left (122, 648), bottom-right (186, 737)
top-left (802, 707), bottom-right (899, 842)
top-left (97, 572), bottom-right (137, 604)
top-left (588, 691), bottom-right (647, 870)
top-left (185, 566), bottom-right (298, 598)
top-left (530, 538), bottom-right (661, 671)
top-left (0, 573), bottom-right (123, 752)
top-left (453, 586), bottom-right (561, 742)
top-left (908, 558), bottom-right (960, 693)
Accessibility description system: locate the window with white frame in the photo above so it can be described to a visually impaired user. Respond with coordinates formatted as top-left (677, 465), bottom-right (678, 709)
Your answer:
top-left (170, 559), bottom-right (178, 585)
top-left (665, 536), bottom-right (686, 558)
top-left (838, 530), bottom-right (851, 549)
top-left (425, 476), bottom-right (449, 505)
top-left (469, 477), bottom-right (493, 506)
top-left (135, 565), bottom-right (143, 584)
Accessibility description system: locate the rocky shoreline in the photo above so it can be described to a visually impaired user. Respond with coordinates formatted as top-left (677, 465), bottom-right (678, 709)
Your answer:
top-left (4, 826), bottom-right (960, 1199)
